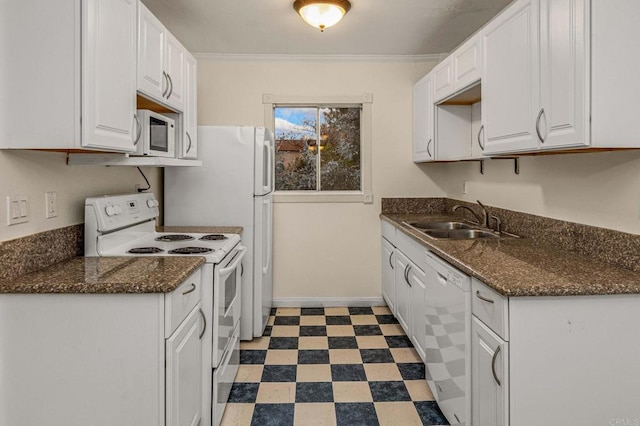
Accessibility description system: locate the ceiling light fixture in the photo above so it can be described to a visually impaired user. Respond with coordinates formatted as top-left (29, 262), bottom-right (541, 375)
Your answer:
top-left (293, 0), bottom-right (351, 32)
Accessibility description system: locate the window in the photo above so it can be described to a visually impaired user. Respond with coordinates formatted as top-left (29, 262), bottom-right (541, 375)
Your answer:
top-left (263, 94), bottom-right (373, 203)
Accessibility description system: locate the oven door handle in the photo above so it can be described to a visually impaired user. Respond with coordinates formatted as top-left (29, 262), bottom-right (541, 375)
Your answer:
top-left (218, 246), bottom-right (247, 279)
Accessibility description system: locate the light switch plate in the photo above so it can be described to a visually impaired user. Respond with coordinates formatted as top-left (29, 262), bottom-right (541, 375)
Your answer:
top-left (46, 191), bottom-right (58, 219)
top-left (7, 194), bottom-right (29, 225)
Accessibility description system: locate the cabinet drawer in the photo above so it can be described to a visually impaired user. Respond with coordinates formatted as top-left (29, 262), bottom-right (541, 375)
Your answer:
top-left (472, 279), bottom-right (509, 339)
top-left (165, 268), bottom-right (203, 337)
top-left (396, 230), bottom-right (426, 270)
top-left (381, 220), bottom-right (396, 245)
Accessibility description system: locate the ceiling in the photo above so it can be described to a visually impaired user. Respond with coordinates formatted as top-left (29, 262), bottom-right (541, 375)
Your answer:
top-left (141, 0), bottom-right (512, 56)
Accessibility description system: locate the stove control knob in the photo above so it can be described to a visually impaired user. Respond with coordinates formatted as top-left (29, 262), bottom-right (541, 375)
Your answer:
top-left (105, 206), bottom-right (116, 217)
top-left (114, 205), bottom-right (122, 215)
top-left (147, 199), bottom-right (155, 208)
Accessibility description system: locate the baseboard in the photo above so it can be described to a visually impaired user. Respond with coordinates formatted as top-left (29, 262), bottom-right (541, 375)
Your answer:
top-left (272, 297), bottom-right (386, 308)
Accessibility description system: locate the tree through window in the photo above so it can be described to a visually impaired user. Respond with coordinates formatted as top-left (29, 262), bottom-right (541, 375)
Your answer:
top-left (274, 106), bottom-right (361, 192)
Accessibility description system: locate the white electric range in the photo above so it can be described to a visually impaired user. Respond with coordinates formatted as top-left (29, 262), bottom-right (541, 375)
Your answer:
top-left (85, 193), bottom-right (244, 426)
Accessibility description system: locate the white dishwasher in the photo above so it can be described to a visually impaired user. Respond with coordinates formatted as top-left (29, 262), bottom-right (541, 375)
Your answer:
top-left (423, 251), bottom-right (471, 426)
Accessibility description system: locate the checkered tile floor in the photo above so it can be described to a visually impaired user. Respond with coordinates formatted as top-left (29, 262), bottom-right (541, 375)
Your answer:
top-left (221, 306), bottom-right (449, 426)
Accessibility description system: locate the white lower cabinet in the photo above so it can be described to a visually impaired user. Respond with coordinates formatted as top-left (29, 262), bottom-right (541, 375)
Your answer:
top-left (471, 316), bottom-right (509, 426)
top-left (409, 266), bottom-right (426, 362)
top-left (0, 268), bottom-right (205, 426)
top-left (471, 278), bottom-right (640, 425)
top-left (394, 250), bottom-right (412, 333)
top-left (381, 237), bottom-right (396, 313)
top-left (166, 305), bottom-right (203, 426)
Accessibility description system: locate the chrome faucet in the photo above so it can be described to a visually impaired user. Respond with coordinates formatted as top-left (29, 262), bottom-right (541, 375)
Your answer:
top-left (453, 200), bottom-right (502, 232)
top-left (452, 204), bottom-right (483, 226)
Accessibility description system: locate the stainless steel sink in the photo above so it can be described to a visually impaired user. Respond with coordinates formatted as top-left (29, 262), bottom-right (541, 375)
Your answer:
top-left (405, 221), bottom-right (475, 230)
top-left (421, 229), bottom-right (500, 239)
top-left (402, 220), bottom-right (515, 240)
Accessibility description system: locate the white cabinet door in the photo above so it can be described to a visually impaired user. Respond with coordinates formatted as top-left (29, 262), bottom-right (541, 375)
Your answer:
top-left (453, 33), bottom-right (482, 91)
top-left (482, 0), bottom-right (540, 154)
top-left (472, 316), bottom-right (509, 426)
top-left (538, 0), bottom-right (589, 149)
top-left (181, 52), bottom-right (198, 159)
top-left (432, 57), bottom-right (455, 102)
top-left (381, 238), bottom-right (396, 314)
top-left (412, 74), bottom-right (435, 162)
top-left (82, 0), bottom-right (137, 152)
top-left (394, 250), bottom-right (411, 333)
top-left (137, 2), bottom-right (166, 101)
top-left (409, 265), bottom-right (426, 362)
top-left (165, 33), bottom-right (186, 112)
top-left (166, 306), bottom-right (203, 426)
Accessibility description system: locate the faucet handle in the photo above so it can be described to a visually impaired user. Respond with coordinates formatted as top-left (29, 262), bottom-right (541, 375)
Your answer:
top-left (490, 215), bottom-right (502, 233)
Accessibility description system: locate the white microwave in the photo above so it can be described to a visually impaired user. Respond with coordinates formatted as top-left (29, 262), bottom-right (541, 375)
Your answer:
top-left (135, 110), bottom-right (176, 158)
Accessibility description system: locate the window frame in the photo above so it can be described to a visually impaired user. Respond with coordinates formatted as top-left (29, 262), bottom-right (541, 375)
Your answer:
top-left (264, 94), bottom-right (373, 204)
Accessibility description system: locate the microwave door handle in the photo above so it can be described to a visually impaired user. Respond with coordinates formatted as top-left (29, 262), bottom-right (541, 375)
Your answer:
top-left (218, 247), bottom-right (247, 278)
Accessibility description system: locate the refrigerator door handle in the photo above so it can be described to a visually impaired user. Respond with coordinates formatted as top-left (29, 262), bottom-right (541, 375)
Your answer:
top-left (264, 133), bottom-right (274, 193)
top-left (263, 196), bottom-right (273, 273)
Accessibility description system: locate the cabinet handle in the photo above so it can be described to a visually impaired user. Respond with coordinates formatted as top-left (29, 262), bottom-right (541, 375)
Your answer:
top-left (491, 345), bottom-right (502, 386)
top-left (477, 124), bottom-right (485, 150)
top-left (388, 251), bottom-right (394, 270)
top-left (475, 290), bottom-right (494, 304)
top-left (536, 108), bottom-right (545, 143)
top-left (133, 114), bottom-right (142, 146)
top-left (426, 139), bottom-right (432, 157)
top-left (162, 71), bottom-right (169, 97)
top-left (403, 264), bottom-right (412, 287)
top-left (186, 131), bottom-right (192, 153)
top-left (182, 283), bottom-right (196, 295)
top-left (198, 308), bottom-right (206, 340)
top-left (167, 73), bottom-right (174, 99)
top-left (240, 262), bottom-right (244, 277)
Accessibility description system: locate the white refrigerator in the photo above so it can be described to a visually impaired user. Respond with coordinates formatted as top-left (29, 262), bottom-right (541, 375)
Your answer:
top-left (164, 126), bottom-right (274, 341)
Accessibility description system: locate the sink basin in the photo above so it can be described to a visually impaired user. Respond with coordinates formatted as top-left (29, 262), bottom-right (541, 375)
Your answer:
top-left (422, 229), bottom-right (500, 239)
top-left (405, 221), bottom-right (475, 230)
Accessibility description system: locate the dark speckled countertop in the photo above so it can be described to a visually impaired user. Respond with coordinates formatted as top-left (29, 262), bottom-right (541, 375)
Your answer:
top-left (0, 256), bottom-right (205, 294)
top-left (382, 213), bottom-right (640, 297)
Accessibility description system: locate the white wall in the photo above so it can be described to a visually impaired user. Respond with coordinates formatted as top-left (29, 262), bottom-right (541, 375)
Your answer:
top-left (438, 151), bottom-right (640, 235)
top-left (197, 57), bottom-right (444, 300)
top-left (0, 150), bottom-right (162, 242)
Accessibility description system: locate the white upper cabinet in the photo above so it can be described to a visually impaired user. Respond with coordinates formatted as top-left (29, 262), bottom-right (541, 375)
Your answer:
top-left (432, 57), bottom-right (455, 103)
top-left (538, 0), bottom-right (589, 149)
top-left (482, 0), bottom-right (540, 154)
top-left (412, 74), bottom-right (435, 162)
top-left (0, 0), bottom-right (137, 152)
top-left (137, 2), bottom-right (186, 112)
top-left (83, 0), bottom-right (138, 152)
top-left (165, 33), bottom-right (186, 112)
top-left (137, 3), bottom-right (166, 100)
top-left (180, 53), bottom-right (199, 159)
top-left (452, 33), bottom-right (482, 91)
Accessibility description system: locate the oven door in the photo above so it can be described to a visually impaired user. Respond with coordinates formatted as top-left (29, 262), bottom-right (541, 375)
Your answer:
top-left (212, 245), bottom-right (246, 367)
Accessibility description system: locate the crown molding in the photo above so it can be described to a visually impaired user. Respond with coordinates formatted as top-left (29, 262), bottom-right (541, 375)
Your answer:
top-left (192, 52), bottom-right (448, 63)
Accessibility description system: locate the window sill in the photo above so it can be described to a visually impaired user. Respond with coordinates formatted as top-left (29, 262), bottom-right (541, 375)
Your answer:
top-left (273, 191), bottom-right (373, 204)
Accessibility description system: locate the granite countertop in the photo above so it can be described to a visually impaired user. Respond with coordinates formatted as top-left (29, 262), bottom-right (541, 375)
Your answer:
top-left (381, 213), bottom-right (640, 297)
top-left (157, 225), bottom-right (243, 234)
top-left (0, 256), bottom-right (205, 294)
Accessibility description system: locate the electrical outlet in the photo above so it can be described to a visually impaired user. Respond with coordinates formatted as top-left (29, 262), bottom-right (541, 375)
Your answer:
top-left (462, 180), bottom-right (468, 194)
top-left (7, 194), bottom-right (29, 225)
top-left (46, 191), bottom-right (58, 218)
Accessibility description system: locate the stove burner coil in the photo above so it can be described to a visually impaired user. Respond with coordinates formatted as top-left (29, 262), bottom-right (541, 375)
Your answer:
top-left (199, 234), bottom-right (228, 241)
top-left (155, 234), bottom-right (194, 242)
top-left (168, 247), bottom-right (214, 255)
top-left (127, 247), bottom-right (164, 254)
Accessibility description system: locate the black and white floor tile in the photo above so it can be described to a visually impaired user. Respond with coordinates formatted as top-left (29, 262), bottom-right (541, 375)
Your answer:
top-left (221, 306), bottom-right (449, 426)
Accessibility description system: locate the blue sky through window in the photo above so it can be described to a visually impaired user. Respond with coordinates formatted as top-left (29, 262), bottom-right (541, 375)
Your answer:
top-left (275, 107), bottom-right (316, 139)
